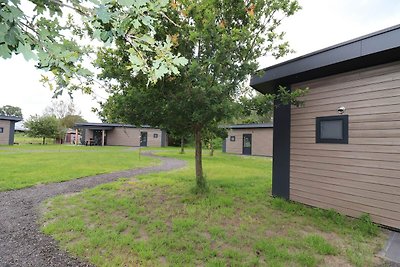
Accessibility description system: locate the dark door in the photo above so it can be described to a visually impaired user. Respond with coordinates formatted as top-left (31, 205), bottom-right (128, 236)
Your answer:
top-left (242, 134), bottom-right (252, 155)
top-left (93, 130), bottom-right (107, 146)
top-left (140, 132), bottom-right (148, 147)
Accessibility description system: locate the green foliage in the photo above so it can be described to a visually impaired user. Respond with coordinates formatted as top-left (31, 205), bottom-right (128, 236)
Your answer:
top-left (14, 132), bottom-right (55, 145)
top-left (304, 235), bottom-right (338, 255)
top-left (44, 100), bottom-right (86, 129)
top-left (237, 86), bottom-right (309, 123)
top-left (24, 114), bottom-right (60, 144)
top-left (0, 0), bottom-right (187, 95)
top-left (0, 105), bottom-right (22, 117)
top-left (271, 198), bottom-right (380, 238)
top-left (354, 213), bottom-right (379, 236)
top-left (98, 0), bottom-right (301, 186)
top-left (60, 114), bottom-right (86, 129)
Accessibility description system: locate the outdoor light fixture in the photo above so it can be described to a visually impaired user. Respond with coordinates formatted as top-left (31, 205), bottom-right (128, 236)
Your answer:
top-left (337, 106), bottom-right (346, 114)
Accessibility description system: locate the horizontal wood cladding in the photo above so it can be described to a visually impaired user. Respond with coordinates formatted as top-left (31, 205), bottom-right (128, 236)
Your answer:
top-left (293, 137), bottom-right (400, 145)
top-left (225, 128), bottom-right (273, 156)
top-left (0, 120), bottom-right (11, 145)
top-left (291, 168), bottom-right (400, 194)
top-left (291, 149), bottom-right (400, 162)
top-left (292, 112), bottom-right (400, 127)
top-left (291, 177), bottom-right (400, 206)
top-left (291, 194), bottom-right (400, 229)
top-left (290, 61), bottom-right (400, 229)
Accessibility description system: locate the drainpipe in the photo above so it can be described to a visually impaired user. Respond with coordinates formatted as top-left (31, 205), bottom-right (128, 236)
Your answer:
top-left (102, 130), bottom-right (105, 146)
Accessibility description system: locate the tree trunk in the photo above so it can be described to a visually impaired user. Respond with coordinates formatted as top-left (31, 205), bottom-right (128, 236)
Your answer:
top-left (42, 137), bottom-right (45, 145)
top-left (209, 138), bottom-right (214, 157)
top-left (194, 127), bottom-right (206, 190)
top-left (180, 136), bottom-right (185, 154)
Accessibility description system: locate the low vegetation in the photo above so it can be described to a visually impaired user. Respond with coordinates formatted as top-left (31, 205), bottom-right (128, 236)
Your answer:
top-left (41, 149), bottom-right (385, 266)
top-left (14, 132), bottom-right (56, 145)
top-left (0, 145), bottom-right (157, 191)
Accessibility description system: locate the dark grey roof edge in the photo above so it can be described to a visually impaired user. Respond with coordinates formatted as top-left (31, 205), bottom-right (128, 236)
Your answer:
top-left (74, 122), bottom-right (154, 129)
top-left (224, 123), bottom-right (273, 129)
top-left (251, 24), bottom-right (400, 92)
top-left (0, 115), bottom-right (23, 122)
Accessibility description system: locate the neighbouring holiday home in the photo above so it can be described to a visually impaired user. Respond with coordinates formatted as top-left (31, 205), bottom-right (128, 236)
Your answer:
top-left (0, 115), bottom-right (23, 145)
top-left (251, 25), bottom-right (400, 229)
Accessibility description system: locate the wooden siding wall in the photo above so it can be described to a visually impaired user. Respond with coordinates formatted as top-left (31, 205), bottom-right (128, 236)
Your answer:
top-left (84, 129), bottom-right (93, 144)
top-left (107, 128), bottom-right (163, 147)
top-left (225, 128), bottom-right (273, 156)
top-left (0, 120), bottom-right (11, 145)
top-left (145, 129), bottom-right (164, 147)
top-left (290, 61), bottom-right (400, 229)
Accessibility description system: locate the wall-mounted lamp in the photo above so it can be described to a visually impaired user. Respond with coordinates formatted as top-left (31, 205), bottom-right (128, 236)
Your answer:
top-left (337, 106), bottom-right (346, 114)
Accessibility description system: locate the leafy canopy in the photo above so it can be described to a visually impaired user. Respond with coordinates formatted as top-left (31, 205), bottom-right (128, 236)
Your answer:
top-left (24, 114), bottom-right (60, 143)
top-left (0, 105), bottom-right (23, 117)
top-left (0, 0), bottom-right (188, 96)
top-left (97, 0), bottom-right (301, 188)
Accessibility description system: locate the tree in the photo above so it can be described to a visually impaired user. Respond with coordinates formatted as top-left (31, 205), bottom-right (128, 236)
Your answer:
top-left (98, 0), bottom-right (302, 191)
top-left (44, 100), bottom-right (86, 143)
top-left (25, 115), bottom-right (60, 144)
top-left (60, 114), bottom-right (86, 129)
top-left (0, 105), bottom-right (22, 117)
top-left (0, 0), bottom-right (188, 95)
top-left (44, 100), bottom-right (76, 120)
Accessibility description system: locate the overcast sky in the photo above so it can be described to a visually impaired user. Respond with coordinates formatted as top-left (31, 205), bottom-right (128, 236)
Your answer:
top-left (0, 0), bottom-right (399, 123)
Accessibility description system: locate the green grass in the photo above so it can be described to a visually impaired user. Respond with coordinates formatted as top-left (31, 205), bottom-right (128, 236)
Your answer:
top-left (14, 132), bottom-right (56, 144)
top-left (0, 144), bottom-right (157, 191)
top-left (41, 149), bottom-right (385, 266)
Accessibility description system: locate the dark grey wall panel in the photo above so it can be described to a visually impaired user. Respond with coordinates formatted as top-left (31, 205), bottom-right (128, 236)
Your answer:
top-left (272, 98), bottom-right (291, 200)
top-left (9, 121), bottom-right (15, 145)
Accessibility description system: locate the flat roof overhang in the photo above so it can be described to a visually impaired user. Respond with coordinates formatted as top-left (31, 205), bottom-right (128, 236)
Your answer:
top-left (0, 116), bottom-right (23, 122)
top-left (226, 123), bottom-right (273, 129)
top-left (74, 122), bottom-right (154, 130)
top-left (250, 24), bottom-right (400, 93)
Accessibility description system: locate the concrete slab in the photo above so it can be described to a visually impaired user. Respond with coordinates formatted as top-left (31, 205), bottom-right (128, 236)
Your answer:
top-left (380, 231), bottom-right (400, 264)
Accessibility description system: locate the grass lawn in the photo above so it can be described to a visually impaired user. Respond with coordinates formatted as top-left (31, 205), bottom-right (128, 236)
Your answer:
top-left (41, 149), bottom-right (386, 266)
top-left (14, 132), bottom-right (56, 144)
top-left (0, 145), bottom-right (157, 191)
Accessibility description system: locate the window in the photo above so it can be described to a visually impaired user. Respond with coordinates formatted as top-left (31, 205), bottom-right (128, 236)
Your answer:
top-left (230, 136), bottom-right (235, 142)
top-left (0, 127), bottom-right (3, 133)
top-left (316, 115), bottom-right (348, 144)
top-left (153, 133), bottom-right (158, 138)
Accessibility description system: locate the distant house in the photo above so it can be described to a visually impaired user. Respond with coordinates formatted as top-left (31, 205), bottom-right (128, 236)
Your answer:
top-left (64, 128), bottom-right (80, 144)
top-left (74, 122), bottom-right (167, 147)
top-left (251, 25), bottom-right (400, 229)
top-left (223, 123), bottom-right (273, 156)
top-left (0, 116), bottom-right (23, 145)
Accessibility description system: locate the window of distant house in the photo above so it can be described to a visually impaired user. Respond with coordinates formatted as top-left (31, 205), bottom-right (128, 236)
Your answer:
top-left (0, 127), bottom-right (3, 133)
top-left (316, 115), bottom-right (348, 144)
top-left (153, 133), bottom-right (158, 138)
top-left (230, 136), bottom-right (235, 142)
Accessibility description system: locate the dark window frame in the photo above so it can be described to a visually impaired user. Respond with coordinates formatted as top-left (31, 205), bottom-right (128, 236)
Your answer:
top-left (316, 115), bottom-right (348, 144)
top-left (153, 133), bottom-right (158, 138)
top-left (230, 136), bottom-right (235, 142)
top-left (0, 127), bottom-right (3, 133)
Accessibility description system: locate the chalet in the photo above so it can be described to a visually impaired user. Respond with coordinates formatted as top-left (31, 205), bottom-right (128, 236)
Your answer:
top-left (251, 25), bottom-right (400, 229)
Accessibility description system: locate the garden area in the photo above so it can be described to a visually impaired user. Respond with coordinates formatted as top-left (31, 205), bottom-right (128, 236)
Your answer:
top-left (17, 146), bottom-right (384, 267)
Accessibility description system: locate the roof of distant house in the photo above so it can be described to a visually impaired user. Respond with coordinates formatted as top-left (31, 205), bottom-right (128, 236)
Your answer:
top-left (225, 123), bottom-right (273, 129)
top-left (0, 115), bottom-right (23, 122)
top-left (74, 122), bottom-right (152, 129)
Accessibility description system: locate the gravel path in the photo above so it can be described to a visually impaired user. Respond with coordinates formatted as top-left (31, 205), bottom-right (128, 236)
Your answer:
top-left (0, 152), bottom-right (186, 267)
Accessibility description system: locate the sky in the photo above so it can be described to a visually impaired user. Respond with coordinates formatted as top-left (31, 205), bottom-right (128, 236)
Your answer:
top-left (0, 0), bottom-right (399, 123)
